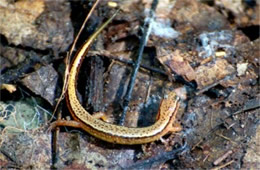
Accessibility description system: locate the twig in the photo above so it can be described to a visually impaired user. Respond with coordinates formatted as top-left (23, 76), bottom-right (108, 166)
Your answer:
top-left (145, 76), bottom-right (153, 103)
top-left (125, 142), bottom-right (188, 169)
top-left (68, 0), bottom-right (100, 58)
top-left (232, 98), bottom-right (260, 115)
top-left (50, 0), bottom-right (100, 167)
top-left (51, 0), bottom-right (100, 123)
top-left (191, 138), bottom-right (204, 151)
top-left (89, 50), bottom-right (168, 76)
top-left (195, 79), bottom-right (226, 95)
top-left (0, 52), bottom-right (41, 86)
top-left (211, 160), bottom-right (235, 170)
top-left (119, 0), bottom-right (158, 125)
top-left (215, 133), bottom-right (237, 145)
top-left (0, 145), bottom-right (20, 166)
top-left (191, 97), bottom-right (259, 151)
top-left (213, 150), bottom-right (233, 166)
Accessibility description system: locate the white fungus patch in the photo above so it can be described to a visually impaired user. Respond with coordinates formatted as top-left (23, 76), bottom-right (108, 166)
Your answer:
top-left (151, 18), bottom-right (180, 39)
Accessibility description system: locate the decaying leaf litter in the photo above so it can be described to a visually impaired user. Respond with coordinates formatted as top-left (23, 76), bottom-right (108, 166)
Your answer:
top-left (0, 0), bottom-right (259, 169)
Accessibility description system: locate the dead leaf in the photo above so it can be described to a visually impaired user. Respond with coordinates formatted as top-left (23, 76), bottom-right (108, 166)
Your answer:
top-left (195, 59), bottom-right (235, 89)
top-left (157, 49), bottom-right (196, 82)
top-left (0, 0), bottom-right (73, 51)
top-left (21, 65), bottom-right (58, 105)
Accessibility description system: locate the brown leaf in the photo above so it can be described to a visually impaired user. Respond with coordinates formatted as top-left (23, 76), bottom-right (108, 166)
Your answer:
top-left (157, 49), bottom-right (196, 82)
top-left (0, 0), bottom-right (73, 52)
top-left (21, 65), bottom-right (58, 105)
top-left (195, 59), bottom-right (235, 89)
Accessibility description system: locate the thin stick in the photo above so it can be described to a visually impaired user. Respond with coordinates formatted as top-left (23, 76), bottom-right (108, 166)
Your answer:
top-left (126, 142), bottom-right (187, 169)
top-left (119, 0), bottom-right (158, 125)
top-left (50, 0), bottom-right (100, 167)
top-left (51, 0), bottom-right (100, 122)
top-left (211, 160), bottom-right (235, 170)
top-left (88, 50), bottom-right (168, 76)
top-left (68, 0), bottom-right (100, 57)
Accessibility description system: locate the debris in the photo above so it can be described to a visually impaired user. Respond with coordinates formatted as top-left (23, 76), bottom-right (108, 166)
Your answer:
top-left (21, 65), bottom-right (58, 105)
top-left (236, 62), bottom-right (248, 76)
top-left (0, 84), bottom-right (16, 93)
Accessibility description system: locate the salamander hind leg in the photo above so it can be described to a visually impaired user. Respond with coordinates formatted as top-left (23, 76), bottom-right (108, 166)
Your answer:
top-left (92, 112), bottom-right (114, 123)
top-left (164, 122), bottom-right (182, 136)
top-left (169, 122), bottom-right (182, 133)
